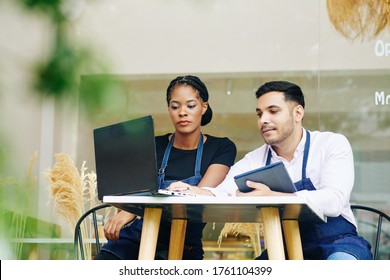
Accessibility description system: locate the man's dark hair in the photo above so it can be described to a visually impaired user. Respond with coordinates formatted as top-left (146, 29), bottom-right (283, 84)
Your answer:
top-left (255, 81), bottom-right (305, 108)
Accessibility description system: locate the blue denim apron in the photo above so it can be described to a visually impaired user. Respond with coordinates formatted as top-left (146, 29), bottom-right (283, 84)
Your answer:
top-left (100, 133), bottom-right (205, 260)
top-left (258, 130), bottom-right (372, 260)
top-left (157, 133), bottom-right (203, 189)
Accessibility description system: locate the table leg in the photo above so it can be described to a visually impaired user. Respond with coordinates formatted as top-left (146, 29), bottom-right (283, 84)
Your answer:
top-left (260, 207), bottom-right (285, 260)
top-left (282, 220), bottom-right (303, 260)
top-left (168, 219), bottom-right (187, 260)
top-left (138, 207), bottom-right (162, 260)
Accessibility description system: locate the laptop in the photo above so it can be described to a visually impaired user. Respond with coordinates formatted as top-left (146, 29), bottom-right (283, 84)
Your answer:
top-left (234, 161), bottom-right (297, 193)
top-left (93, 115), bottom-right (195, 201)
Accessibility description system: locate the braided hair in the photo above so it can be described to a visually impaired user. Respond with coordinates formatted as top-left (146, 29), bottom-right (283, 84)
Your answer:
top-left (166, 75), bottom-right (213, 126)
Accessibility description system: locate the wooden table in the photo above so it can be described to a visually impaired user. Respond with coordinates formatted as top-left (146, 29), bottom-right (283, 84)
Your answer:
top-left (103, 195), bottom-right (325, 260)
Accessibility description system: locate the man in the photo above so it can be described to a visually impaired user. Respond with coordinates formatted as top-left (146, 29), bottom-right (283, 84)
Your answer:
top-left (207, 80), bottom-right (372, 260)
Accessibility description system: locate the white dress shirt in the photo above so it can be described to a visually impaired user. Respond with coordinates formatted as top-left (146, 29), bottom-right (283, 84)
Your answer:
top-left (203, 128), bottom-right (357, 227)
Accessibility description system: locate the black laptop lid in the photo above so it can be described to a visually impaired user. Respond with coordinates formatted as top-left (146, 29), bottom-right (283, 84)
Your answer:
top-left (94, 115), bottom-right (158, 201)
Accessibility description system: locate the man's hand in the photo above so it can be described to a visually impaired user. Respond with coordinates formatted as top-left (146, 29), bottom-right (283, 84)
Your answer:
top-left (236, 180), bottom-right (274, 196)
top-left (104, 211), bottom-right (136, 241)
top-left (236, 180), bottom-right (295, 197)
top-left (236, 180), bottom-right (296, 196)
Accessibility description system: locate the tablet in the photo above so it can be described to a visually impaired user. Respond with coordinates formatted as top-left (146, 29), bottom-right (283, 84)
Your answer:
top-left (234, 162), bottom-right (297, 193)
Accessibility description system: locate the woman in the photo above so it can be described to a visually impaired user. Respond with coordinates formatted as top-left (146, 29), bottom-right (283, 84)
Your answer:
top-left (94, 75), bottom-right (236, 260)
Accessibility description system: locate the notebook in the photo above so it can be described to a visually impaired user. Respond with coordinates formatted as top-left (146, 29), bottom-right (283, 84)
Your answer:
top-left (233, 161), bottom-right (297, 193)
top-left (93, 115), bottom-right (195, 201)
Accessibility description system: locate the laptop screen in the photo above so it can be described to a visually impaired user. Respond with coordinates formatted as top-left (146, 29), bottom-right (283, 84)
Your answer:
top-left (93, 115), bottom-right (158, 200)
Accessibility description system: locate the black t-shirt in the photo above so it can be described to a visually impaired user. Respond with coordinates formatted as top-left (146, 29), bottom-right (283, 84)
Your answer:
top-left (155, 134), bottom-right (237, 181)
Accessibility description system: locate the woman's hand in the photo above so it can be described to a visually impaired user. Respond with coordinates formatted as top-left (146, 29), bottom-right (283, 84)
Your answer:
top-left (167, 181), bottom-right (213, 196)
top-left (104, 211), bottom-right (136, 241)
top-left (167, 181), bottom-right (192, 191)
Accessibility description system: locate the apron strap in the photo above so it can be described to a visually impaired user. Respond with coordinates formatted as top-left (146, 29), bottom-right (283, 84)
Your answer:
top-left (301, 130), bottom-right (310, 179)
top-left (158, 132), bottom-right (203, 186)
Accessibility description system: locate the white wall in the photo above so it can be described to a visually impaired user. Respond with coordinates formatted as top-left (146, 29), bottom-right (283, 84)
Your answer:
top-left (73, 0), bottom-right (389, 74)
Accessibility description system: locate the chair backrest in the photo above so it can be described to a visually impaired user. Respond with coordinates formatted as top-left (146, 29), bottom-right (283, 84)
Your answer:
top-left (351, 204), bottom-right (390, 260)
top-left (74, 203), bottom-right (113, 260)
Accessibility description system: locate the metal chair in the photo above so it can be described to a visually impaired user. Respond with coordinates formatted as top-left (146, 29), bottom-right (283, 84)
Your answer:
top-left (74, 203), bottom-right (113, 260)
top-left (351, 204), bottom-right (390, 260)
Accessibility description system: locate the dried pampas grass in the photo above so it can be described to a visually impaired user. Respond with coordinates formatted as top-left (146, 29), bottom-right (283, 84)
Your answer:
top-left (218, 222), bottom-right (264, 257)
top-left (46, 153), bottom-right (99, 259)
top-left (46, 153), bottom-right (84, 230)
top-left (80, 161), bottom-right (99, 211)
top-left (327, 0), bottom-right (390, 40)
